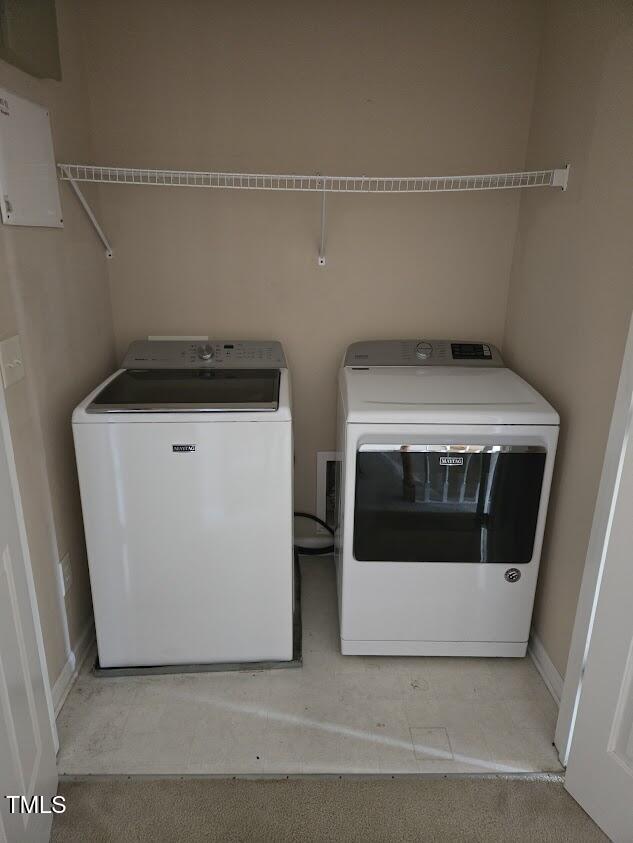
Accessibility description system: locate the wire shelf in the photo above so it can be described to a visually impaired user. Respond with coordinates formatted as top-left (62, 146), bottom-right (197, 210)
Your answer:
top-left (58, 164), bottom-right (568, 193)
top-left (57, 162), bottom-right (569, 261)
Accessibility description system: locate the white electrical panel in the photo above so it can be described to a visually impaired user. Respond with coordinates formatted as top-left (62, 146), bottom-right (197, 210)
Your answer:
top-left (0, 87), bottom-right (63, 228)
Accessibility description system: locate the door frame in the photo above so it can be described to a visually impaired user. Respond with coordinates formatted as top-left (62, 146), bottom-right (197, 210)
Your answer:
top-left (0, 378), bottom-right (58, 753)
top-left (556, 309), bottom-right (633, 764)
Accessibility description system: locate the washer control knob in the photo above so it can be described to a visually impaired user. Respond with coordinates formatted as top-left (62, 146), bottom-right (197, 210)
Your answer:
top-left (197, 343), bottom-right (214, 361)
top-left (415, 341), bottom-right (433, 360)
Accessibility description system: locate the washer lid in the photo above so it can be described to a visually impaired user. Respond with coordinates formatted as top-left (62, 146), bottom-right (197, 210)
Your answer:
top-left (87, 368), bottom-right (281, 413)
top-left (341, 366), bottom-right (559, 425)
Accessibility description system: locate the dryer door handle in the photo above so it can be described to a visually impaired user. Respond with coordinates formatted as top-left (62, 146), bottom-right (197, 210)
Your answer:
top-left (358, 444), bottom-right (546, 453)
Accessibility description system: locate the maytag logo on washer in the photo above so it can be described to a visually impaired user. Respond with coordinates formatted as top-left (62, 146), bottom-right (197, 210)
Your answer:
top-left (172, 444), bottom-right (196, 452)
top-left (439, 455), bottom-right (464, 466)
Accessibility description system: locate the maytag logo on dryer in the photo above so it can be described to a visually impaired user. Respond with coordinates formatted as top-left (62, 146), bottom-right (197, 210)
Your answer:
top-left (172, 444), bottom-right (196, 452)
top-left (439, 455), bottom-right (464, 466)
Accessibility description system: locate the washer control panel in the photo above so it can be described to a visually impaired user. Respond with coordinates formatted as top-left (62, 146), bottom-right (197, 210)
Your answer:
top-left (122, 340), bottom-right (286, 369)
top-left (344, 339), bottom-right (503, 367)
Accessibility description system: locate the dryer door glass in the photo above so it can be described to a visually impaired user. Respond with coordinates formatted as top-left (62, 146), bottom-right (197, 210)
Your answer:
top-left (354, 445), bottom-right (546, 564)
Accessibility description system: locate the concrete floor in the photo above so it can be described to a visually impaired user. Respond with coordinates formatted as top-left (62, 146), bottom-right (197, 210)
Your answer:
top-left (57, 557), bottom-right (562, 775)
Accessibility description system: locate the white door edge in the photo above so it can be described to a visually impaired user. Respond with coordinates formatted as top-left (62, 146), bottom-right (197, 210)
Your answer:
top-left (555, 310), bottom-right (633, 765)
top-left (0, 381), bottom-right (58, 754)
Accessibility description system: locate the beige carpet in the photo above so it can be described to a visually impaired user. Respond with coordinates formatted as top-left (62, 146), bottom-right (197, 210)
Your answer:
top-left (51, 776), bottom-right (607, 842)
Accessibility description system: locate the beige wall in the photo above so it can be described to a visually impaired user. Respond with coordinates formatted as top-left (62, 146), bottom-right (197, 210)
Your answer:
top-left (0, 0), bottom-right (116, 685)
top-left (79, 0), bottom-right (543, 513)
top-left (503, 0), bottom-right (633, 676)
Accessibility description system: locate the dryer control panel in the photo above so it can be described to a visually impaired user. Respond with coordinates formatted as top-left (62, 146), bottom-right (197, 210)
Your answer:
top-left (344, 339), bottom-right (504, 367)
top-left (122, 340), bottom-right (286, 369)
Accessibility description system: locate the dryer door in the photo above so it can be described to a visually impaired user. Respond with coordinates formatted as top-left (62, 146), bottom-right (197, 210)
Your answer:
top-left (354, 444), bottom-right (546, 564)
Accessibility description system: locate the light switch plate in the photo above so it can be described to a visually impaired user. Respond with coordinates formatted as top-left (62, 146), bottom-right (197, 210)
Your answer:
top-left (0, 334), bottom-right (24, 388)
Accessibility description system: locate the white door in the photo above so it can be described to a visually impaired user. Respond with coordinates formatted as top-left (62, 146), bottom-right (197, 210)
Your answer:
top-left (564, 322), bottom-right (633, 841)
top-left (0, 382), bottom-right (57, 842)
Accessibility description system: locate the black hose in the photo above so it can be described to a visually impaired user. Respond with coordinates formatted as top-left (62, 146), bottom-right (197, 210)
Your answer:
top-left (293, 511), bottom-right (335, 555)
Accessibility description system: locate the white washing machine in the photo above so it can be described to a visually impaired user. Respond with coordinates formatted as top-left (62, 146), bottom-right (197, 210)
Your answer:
top-left (335, 339), bottom-right (559, 657)
top-left (73, 339), bottom-right (293, 668)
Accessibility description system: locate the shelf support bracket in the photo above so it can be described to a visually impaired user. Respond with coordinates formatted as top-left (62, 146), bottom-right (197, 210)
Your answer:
top-left (317, 176), bottom-right (326, 267)
top-left (59, 165), bottom-right (113, 258)
top-left (552, 163), bottom-right (570, 191)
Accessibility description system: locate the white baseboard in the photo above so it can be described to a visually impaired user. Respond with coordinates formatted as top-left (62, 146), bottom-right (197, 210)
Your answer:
top-left (51, 617), bottom-right (95, 716)
top-left (51, 657), bottom-right (75, 717)
top-left (528, 629), bottom-right (564, 705)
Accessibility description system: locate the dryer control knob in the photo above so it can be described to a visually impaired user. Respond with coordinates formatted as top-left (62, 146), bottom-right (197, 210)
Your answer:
top-left (197, 343), bottom-right (214, 361)
top-left (415, 342), bottom-right (433, 360)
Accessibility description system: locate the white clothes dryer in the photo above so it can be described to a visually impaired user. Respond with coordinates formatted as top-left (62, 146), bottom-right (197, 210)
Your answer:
top-left (335, 339), bottom-right (559, 657)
